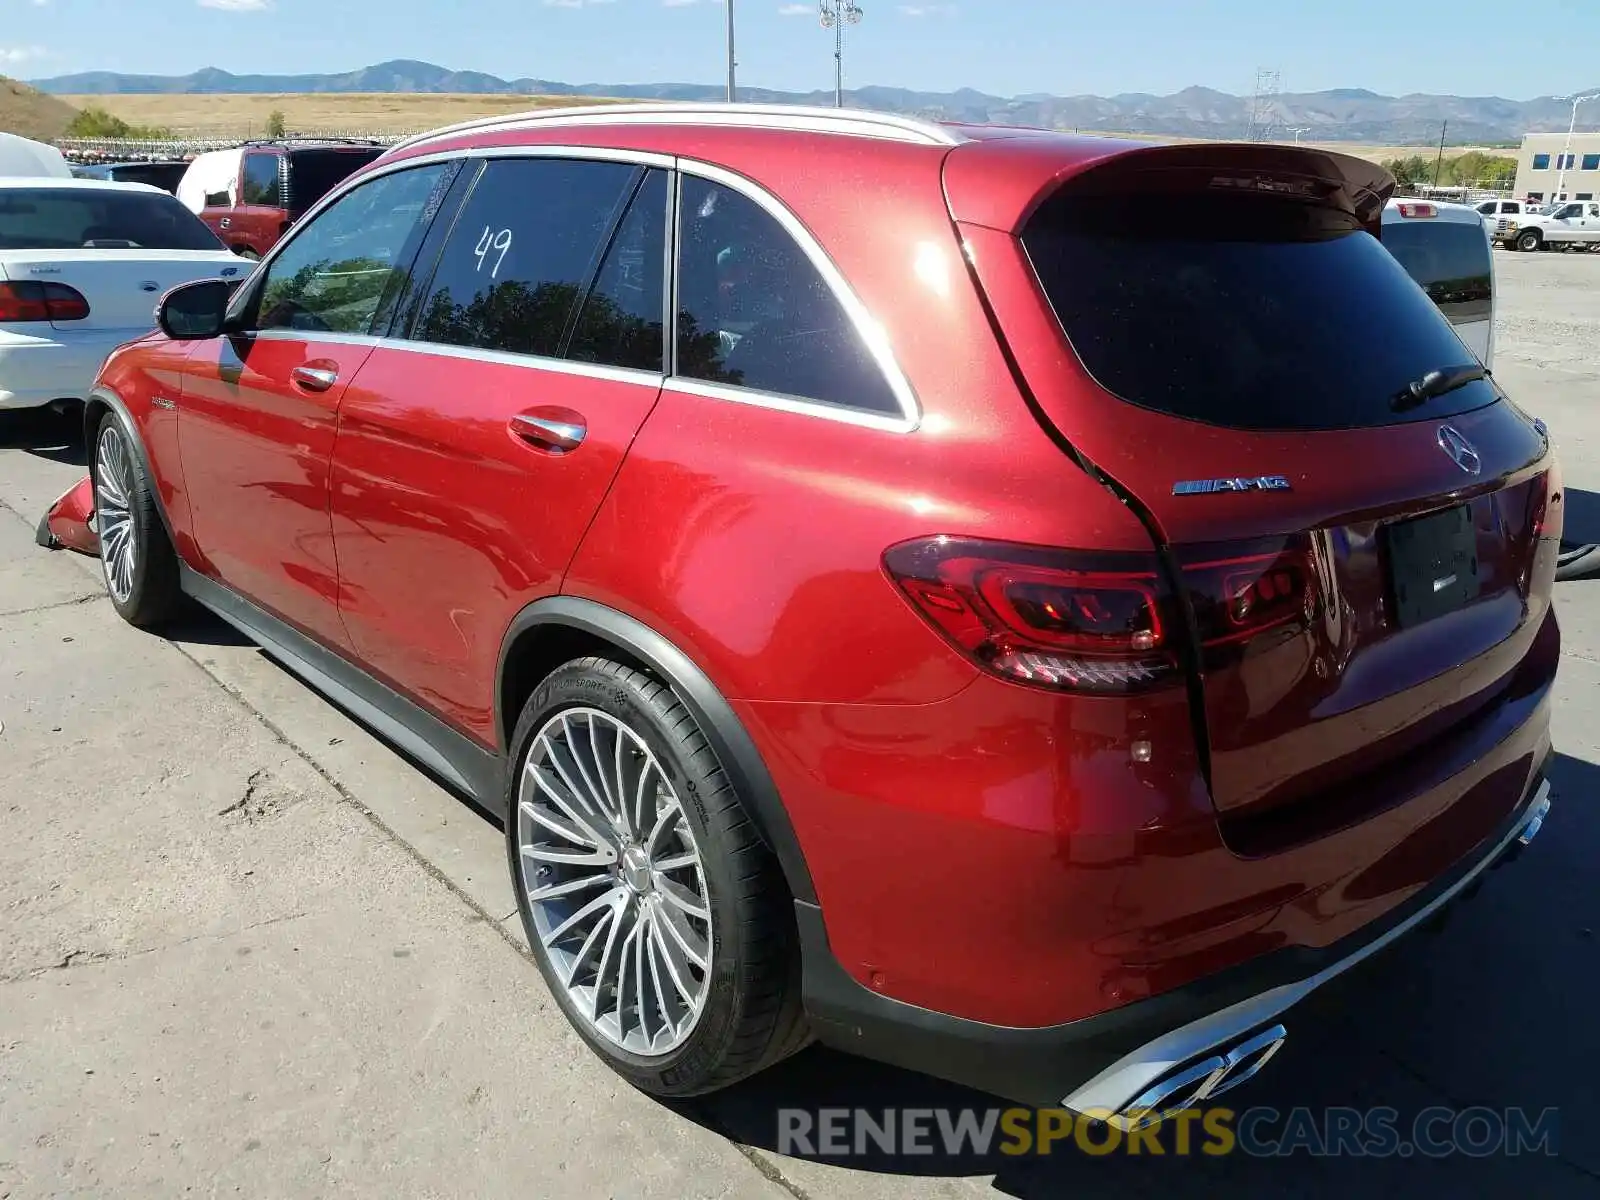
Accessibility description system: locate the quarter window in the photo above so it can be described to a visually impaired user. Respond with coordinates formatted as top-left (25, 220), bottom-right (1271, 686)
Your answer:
top-left (566, 169), bottom-right (668, 373)
top-left (674, 176), bottom-right (901, 417)
top-left (252, 163), bottom-right (451, 335)
top-left (408, 157), bottom-right (639, 359)
top-left (241, 153), bottom-right (281, 207)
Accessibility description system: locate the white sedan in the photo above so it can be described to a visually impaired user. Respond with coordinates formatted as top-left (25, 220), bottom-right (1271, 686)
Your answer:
top-left (1, 177), bottom-right (250, 411)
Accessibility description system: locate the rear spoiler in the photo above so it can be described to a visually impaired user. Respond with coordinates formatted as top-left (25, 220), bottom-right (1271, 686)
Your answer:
top-left (945, 135), bottom-right (1397, 238)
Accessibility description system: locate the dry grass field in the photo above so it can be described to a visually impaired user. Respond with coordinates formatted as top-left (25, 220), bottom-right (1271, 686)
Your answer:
top-left (58, 91), bottom-right (627, 137)
top-left (56, 91), bottom-right (1502, 164)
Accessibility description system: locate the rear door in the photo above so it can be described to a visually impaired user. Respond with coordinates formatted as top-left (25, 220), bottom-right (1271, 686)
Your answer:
top-left (177, 160), bottom-right (457, 649)
top-left (948, 141), bottom-right (1553, 817)
top-left (328, 154), bottom-right (669, 740)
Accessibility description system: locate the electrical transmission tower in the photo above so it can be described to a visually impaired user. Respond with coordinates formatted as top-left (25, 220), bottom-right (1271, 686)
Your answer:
top-left (1246, 69), bottom-right (1283, 142)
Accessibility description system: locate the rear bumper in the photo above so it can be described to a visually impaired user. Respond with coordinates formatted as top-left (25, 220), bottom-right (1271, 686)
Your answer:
top-left (799, 767), bottom-right (1552, 1112)
top-left (0, 329), bottom-right (141, 409)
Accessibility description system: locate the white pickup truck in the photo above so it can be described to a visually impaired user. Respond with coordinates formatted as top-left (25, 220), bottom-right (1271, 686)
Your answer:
top-left (1502, 199), bottom-right (1600, 252)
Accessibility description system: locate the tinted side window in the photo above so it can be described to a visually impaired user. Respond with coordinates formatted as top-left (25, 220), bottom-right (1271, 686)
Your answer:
top-left (241, 153), bottom-right (281, 206)
top-left (409, 157), bottom-right (639, 358)
top-left (675, 176), bottom-right (901, 416)
top-left (1381, 220), bottom-right (1492, 326)
top-left (566, 169), bottom-right (667, 372)
top-left (254, 163), bottom-right (451, 335)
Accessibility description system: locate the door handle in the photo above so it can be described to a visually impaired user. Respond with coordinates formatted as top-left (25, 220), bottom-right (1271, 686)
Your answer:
top-left (290, 363), bottom-right (339, 392)
top-left (510, 407), bottom-right (586, 454)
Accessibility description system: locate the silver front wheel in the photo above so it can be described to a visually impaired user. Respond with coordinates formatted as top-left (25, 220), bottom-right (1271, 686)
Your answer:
top-left (516, 707), bottom-right (714, 1057)
top-left (95, 423), bottom-right (137, 603)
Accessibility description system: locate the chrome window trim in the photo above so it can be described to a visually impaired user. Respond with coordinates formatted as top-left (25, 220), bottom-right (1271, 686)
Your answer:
top-left (241, 143), bottom-right (922, 433)
top-left (384, 102), bottom-right (962, 157)
top-left (254, 328), bottom-right (664, 389)
top-left (665, 377), bottom-right (914, 433)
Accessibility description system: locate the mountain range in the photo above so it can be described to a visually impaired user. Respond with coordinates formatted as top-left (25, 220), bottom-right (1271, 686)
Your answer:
top-left (30, 59), bottom-right (1600, 144)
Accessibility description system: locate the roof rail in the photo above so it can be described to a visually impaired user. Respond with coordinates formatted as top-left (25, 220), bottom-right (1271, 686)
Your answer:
top-left (239, 136), bottom-right (386, 149)
top-left (382, 102), bottom-right (964, 156)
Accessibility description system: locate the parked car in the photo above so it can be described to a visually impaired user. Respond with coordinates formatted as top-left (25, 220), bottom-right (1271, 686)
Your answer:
top-left (1473, 197), bottom-right (1540, 243)
top-left (1502, 199), bottom-right (1600, 252)
top-left (0, 177), bottom-right (251, 412)
top-left (71, 160), bottom-right (191, 195)
top-left (0, 132), bottom-right (71, 179)
top-left (59, 106), bottom-right (1561, 1125)
top-left (1381, 197), bottom-right (1495, 367)
top-left (175, 139), bottom-right (385, 260)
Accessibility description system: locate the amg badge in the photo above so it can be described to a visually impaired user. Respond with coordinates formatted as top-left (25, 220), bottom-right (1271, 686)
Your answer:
top-left (1172, 475), bottom-right (1292, 496)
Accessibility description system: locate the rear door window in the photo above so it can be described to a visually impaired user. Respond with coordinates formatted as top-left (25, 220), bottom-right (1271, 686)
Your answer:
top-left (566, 168), bottom-right (668, 372)
top-left (241, 153), bottom-right (281, 207)
top-left (405, 156), bottom-right (640, 359)
top-left (1021, 192), bottom-right (1494, 431)
top-left (674, 176), bottom-right (902, 416)
top-left (1378, 219), bottom-right (1492, 326)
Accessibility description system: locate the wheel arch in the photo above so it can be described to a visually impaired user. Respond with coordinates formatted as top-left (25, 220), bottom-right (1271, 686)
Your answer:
top-left (82, 386), bottom-right (179, 548)
top-left (496, 596), bottom-right (817, 905)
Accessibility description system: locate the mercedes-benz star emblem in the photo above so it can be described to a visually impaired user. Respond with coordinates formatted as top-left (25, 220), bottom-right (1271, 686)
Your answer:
top-left (1437, 424), bottom-right (1482, 476)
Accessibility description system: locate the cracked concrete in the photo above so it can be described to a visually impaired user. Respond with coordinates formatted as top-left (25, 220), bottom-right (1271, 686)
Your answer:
top-left (1, 254), bottom-right (1599, 1197)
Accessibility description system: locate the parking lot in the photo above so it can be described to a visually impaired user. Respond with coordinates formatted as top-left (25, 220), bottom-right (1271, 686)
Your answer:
top-left (0, 249), bottom-right (1597, 1198)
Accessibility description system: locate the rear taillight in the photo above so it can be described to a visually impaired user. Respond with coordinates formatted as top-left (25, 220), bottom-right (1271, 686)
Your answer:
top-left (1397, 201), bottom-right (1437, 218)
top-left (885, 534), bottom-right (1319, 693)
top-left (0, 281), bottom-right (91, 323)
top-left (1178, 538), bottom-right (1315, 665)
top-left (883, 536), bottom-right (1180, 693)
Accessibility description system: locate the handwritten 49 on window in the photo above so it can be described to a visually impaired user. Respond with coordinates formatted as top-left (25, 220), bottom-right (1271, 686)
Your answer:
top-left (410, 157), bottom-right (646, 360)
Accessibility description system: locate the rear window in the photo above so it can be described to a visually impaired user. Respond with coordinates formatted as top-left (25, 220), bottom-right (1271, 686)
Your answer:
top-left (1021, 192), bottom-right (1494, 431)
top-left (286, 148), bottom-right (384, 216)
top-left (0, 188), bottom-right (224, 251)
top-left (1380, 218), bottom-right (1492, 325)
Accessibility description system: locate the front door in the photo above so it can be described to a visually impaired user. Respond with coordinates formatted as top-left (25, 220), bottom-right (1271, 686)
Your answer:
top-left (178, 160), bottom-right (458, 648)
top-left (329, 156), bottom-right (670, 741)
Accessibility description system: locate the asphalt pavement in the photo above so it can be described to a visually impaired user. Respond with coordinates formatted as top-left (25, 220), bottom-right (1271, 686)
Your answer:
top-left (0, 249), bottom-right (1597, 1197)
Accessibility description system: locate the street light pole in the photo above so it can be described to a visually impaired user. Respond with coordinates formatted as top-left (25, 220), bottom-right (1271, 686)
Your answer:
top-left (1553, 92), bottom-right (1600, 202)
top-left (726, 0), bottom-right (737, 102)
top-left (819, 0), bottom-right (863, 109)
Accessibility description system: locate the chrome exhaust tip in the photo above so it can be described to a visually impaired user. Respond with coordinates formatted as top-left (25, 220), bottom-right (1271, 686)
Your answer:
top-left (1517, 787), bottom-right (1552, 846)
top-left (1104, 1024), bottom-right (1287, 1132)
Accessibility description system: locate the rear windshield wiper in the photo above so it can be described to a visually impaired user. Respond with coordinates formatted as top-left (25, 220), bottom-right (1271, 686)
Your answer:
top-left (1390, 364), bottom-right (1490, 412)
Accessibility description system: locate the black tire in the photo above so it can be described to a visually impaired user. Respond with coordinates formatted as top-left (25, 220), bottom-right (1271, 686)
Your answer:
top-left (1516, 229), bottom-right (1543, 253)
top-left (1556, 541), bottom-right (1600, 581)
top-left (506, 657), bottom-right (808, 1097)
top-left (91, 410), bottom-right (183, 627)
top-left (235, 246), bottom-right (260, 261)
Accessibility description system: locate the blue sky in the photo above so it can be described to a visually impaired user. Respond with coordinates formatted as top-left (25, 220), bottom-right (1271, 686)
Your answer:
top-left (4, 0), bottom-right (1599, 100)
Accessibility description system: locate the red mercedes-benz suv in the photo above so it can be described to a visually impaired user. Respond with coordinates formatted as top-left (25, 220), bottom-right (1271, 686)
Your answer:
top-left (73, 103), bottom-right (1560, 1124)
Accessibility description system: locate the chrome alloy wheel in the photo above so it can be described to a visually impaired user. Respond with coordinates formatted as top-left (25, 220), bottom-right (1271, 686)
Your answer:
top-left (94, 424), bottom-right (137, 603)
top-left (517, 707), bottom-right (714, 1056)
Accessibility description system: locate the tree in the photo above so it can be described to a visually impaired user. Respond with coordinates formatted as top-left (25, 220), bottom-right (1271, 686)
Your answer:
top-left (64, 105), bottom-right (171, 140)
top-left (265, 109), bottom-right (287, 138)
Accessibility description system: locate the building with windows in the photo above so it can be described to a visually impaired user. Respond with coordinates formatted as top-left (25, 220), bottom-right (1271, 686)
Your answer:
top-left (1512, 132), bottom-right (1600, 203)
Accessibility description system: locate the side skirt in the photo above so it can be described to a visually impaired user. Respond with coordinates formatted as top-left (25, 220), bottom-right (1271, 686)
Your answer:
top-left (179, 565), bottom-right (506, 814)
